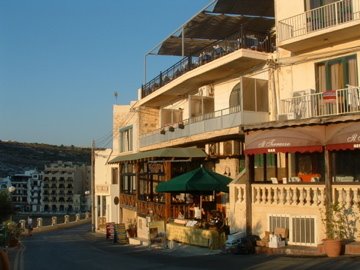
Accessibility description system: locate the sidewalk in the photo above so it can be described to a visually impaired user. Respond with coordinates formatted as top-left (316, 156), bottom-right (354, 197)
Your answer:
top-left (90, 231), bottom-right (222, 257)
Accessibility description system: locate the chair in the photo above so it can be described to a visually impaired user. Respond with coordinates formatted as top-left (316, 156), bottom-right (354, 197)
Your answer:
top-left (270, 177), bottom-right (278, 184)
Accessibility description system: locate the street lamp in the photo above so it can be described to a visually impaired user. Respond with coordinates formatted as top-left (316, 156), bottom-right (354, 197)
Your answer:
top-left (7, 186), bottom-right (15, 193)
top-left (84, 191), bottom-right (91, 212)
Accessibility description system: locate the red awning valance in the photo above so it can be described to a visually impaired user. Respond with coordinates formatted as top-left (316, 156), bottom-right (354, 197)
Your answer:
top-left (245, 126), bottom-right (325, 155)
top-left (325, 122), bottom-right (360, 151)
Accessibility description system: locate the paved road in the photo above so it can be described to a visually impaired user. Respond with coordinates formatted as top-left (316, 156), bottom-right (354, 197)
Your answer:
top-left (9, 224), bottom-right (360, 270)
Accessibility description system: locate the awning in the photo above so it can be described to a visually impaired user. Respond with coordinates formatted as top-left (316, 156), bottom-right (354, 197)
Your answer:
top-left (108, 147), bottom-right (207, 164)
top-left (245, 126), bottom-right (325, 155)
top-left (157, 12), bottom-right (274, 56)
top-left (326, 122), bottom-right (360, 151)
top-left (213, 0), bottom-right (274, 18)
top-left (151, 0), bottom-right (275, 57)
top-left (156, 166), bottom-right (231, 193)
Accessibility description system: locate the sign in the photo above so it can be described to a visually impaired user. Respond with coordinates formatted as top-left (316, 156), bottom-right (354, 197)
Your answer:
top-left (323, 90), bottom-right (336, 102)
top-left (114, 223), bottom-right (128, 244)
top-left (106, 222), bottom-right (115, 240)
top-left (96, 185), bottom-right (109, 194)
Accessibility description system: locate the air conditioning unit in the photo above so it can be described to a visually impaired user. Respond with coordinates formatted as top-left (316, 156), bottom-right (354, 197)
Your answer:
top-left (221, 140), bottom-right (242, 156)
top-left (293, 89), bottom-right (315, 97)
top-left (278, 113), bottom-right (295, 121)
top-left (205, 143), bottom-right (219, 156)
top-left (198, 85), bottom-right (214, 97)
top-left (292, 89), bottom-right (316, 119)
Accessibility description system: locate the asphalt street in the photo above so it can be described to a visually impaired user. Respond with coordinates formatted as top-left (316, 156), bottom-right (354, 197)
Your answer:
top-left (8, 224), bottom-right (360, 270)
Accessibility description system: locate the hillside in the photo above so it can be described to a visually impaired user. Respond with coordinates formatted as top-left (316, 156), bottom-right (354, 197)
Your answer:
top-left (0, 141), bottom-right (92, 177)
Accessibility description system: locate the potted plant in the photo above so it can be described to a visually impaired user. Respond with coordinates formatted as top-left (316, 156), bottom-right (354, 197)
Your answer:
top-left (126, 219), bottom-right (137, 238)
top-left (5, 221), bottom-right (23, 247)
top-left (321, 202), bottom-right (358, 257)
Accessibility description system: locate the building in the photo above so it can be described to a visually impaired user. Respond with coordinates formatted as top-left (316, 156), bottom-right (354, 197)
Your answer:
top-left (42, 161), bottom-right (91, 213)
top-left (93, 148), bottom-right (119, 232)
top-left (98, 0), bottom-right (275, 232)
top-left (10, 170), bottom-right (42, 212)
top-left (95, 0), bottom-right (360, 247)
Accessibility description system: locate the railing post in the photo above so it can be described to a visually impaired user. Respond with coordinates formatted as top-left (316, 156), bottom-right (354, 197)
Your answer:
top-left (51, 216), bottom-right (57, 226)
top-left (37, 217), bottom-right (43, 227)
top-left (64, 215), bottom-right (70, 224)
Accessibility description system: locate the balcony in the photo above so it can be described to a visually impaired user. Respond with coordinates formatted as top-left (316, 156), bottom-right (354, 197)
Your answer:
top-left (140, 105), bottom-right (269, 148)
top-left (278, 86), bottom-right (360, 120)
top-left (277, 0), bottom-right (360, 52)
top-left (140, 30), bottom-right (272, 108)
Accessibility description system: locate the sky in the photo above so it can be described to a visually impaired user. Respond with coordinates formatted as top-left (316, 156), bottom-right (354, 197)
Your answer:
top-left (0, 0), bottom-right (210, 148)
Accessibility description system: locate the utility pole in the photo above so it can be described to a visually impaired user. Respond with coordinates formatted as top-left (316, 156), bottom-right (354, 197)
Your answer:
top-left (91, 139), bottom-right (96, 232)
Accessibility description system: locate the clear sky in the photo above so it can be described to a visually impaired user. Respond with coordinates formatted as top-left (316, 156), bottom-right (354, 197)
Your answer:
top-left (0, 0), bottom-right (210, 148)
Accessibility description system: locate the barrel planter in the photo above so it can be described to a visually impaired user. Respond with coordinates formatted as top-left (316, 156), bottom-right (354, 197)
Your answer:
top-left (323, 239), bottom-right (342, 257)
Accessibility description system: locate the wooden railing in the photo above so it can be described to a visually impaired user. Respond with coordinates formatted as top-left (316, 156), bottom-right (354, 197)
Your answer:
top-left (137, 200), bottom-right (165, 218)
top-left (119, 193), bottom-right (136, 209)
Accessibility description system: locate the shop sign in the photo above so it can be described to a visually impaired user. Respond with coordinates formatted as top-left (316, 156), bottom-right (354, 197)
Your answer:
top-left (347, 133), bottom-right (360, 143)
top-left (258, 139), bottom-right (291, 148)
top-left (96, 185), bottom-right (109, 194)
top-left (148, 163), bottom-right (163, 173)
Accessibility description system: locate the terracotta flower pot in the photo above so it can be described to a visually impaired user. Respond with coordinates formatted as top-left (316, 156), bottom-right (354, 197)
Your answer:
top-left (323, 239), bottom-right (342, 257)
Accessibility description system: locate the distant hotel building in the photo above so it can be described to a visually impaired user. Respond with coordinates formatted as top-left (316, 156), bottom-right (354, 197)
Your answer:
top-left (42, 161), bottom-right (91, 213)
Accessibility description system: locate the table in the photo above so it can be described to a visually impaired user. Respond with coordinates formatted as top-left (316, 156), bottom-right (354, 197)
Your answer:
top-left (166, 223), bottom-right (223, 249)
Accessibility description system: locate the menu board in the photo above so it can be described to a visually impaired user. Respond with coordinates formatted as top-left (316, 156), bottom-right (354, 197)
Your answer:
top-left (114, 223), bottom-right (128, 244)
top-left (106, 222), bottom-right (115, 240)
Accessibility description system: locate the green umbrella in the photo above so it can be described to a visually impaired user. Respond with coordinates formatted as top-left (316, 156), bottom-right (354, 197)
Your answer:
top-left (156, 166), bottom-right (231, 193)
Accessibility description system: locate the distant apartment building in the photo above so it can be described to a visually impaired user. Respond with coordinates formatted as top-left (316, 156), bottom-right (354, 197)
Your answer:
top-left (42, 161), bottom-right (91, 213)
top-left (10, 170), bottom-right (42, 212)
top-left (0, 177), bottom-right (11, 191)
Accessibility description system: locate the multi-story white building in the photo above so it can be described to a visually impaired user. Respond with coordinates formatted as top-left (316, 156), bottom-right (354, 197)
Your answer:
top-left (96, 0), bottom-right (360, 247)
top-left (42, 161), bottom-right (91, 213)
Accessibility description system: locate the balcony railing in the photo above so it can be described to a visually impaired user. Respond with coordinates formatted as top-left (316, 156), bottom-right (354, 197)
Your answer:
top-left (279, 86), bottom-right (360, 120)
top-left (278, 0), bottom-right (360, 42)
top-left (119, 193), bottom-right (136, 209)
top-left (142, 30), bottom-right (273, 98)
top-left (140, 105), bottom-right (269, 148)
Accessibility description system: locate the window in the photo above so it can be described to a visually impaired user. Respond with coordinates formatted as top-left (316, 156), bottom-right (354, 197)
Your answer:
top-left (120, 126), bottom-right (133, 152)
top-left (305, 0), bottom-right (337, 11)
top-left (316, 55), bottom-right (358, 91)
top-left (160, 109), bottom-right (183, 127)
top-left (120, 163), bottom-right (136, 194)
top-left (269, 214), bottom-right (316, 245)
top-left (111, 167), bottom-right (119, 185)
top-left (242, 77), bottom-right (268, 112)
top-left (138, 163), bottom-right (165, 202)
top-left (229, 83), bottom-right (241, 109)
top-left (189, 95), bottom-right (214, 121)
top-left (305, 0), bottom-right (353, 31)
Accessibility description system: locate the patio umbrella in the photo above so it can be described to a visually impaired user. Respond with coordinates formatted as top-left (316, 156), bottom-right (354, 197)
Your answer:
top-left (156, 166), bottom-right (231, 194)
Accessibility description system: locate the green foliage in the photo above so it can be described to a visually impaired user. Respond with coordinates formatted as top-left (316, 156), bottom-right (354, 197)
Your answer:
top-left (5, 221), bottom-right (23, 241)
top-left (321, 203), bottom-right (359, 240)
top-left (0, 191), bottom-right (15, 223)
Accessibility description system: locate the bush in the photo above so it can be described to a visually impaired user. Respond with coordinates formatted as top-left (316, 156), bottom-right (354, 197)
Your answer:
top-left (0, 191), bottom-right (15, 224)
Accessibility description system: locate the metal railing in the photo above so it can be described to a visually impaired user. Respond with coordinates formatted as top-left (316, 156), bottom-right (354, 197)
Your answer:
top-left (279, 86), bottom-right (360, 120)
top-left (139, 105), bottom-right (269, 148)
top-left (142, 30), bottom-right (273, 98)
top-left (278, 0), bottom-right (360, 42)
